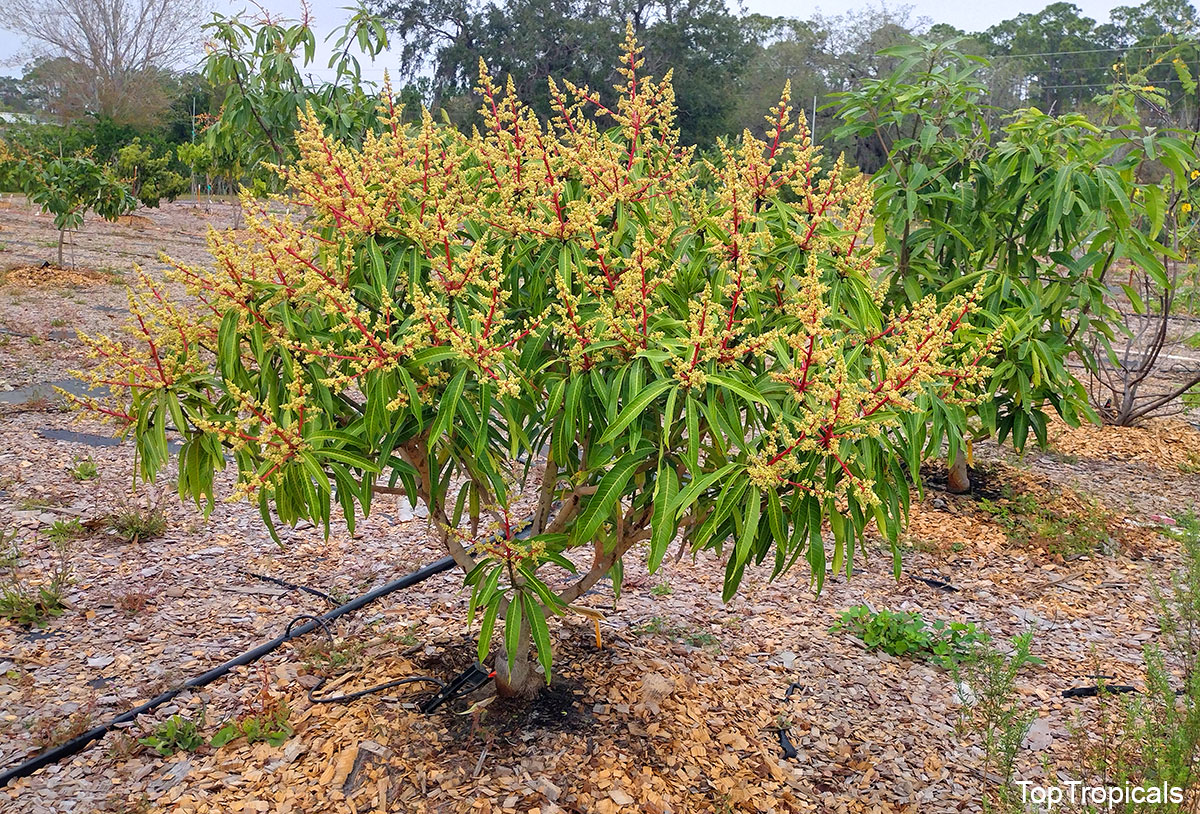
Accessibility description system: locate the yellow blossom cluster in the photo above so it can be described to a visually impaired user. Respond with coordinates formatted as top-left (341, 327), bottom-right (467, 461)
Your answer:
top-left (70, 24), bottom-right (984, 515)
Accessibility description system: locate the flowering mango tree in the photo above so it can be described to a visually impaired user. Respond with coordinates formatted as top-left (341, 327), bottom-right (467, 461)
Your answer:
top-left (74, 31), bottom-right (986, 696)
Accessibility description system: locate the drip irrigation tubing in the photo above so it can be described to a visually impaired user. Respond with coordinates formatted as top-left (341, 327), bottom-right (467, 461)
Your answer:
top-left (0, 553), bottom-right (459, 788)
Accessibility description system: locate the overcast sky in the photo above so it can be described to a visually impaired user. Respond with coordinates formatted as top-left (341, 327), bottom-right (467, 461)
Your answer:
top-left (0, 0), bottom-right (1130, 79)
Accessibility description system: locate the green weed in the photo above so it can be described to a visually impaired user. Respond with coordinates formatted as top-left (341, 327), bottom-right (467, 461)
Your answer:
top-left (833, 604), bottom-right (988, 668)
top-left (978, 487), bottom-right (1114, 558)
top-left (139, 713), bottom-right (205, 756)
top-left (70, 456), bottom-right (99, 481)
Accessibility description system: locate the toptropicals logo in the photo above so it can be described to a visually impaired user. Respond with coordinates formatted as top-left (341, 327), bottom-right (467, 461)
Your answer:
top-left (1016, 780), bottom-right (1184, 811)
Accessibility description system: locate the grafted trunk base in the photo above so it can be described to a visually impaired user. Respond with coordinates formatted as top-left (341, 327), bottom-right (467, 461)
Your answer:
top-left (494, 618), bottom-right (544, 698)
top-left (946, 451), bottom-right (971, 494)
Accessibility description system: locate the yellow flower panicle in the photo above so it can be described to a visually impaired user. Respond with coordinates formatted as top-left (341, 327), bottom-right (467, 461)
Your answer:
top-left (70, 28), bottom-right (982, 507)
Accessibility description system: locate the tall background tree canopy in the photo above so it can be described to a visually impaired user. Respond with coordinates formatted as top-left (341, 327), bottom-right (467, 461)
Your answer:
top-left (0, 0), bottom-right (1197, 179)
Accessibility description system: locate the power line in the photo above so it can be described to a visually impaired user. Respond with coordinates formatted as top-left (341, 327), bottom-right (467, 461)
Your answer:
top-left (987, 40), bottom-right (1197, 61)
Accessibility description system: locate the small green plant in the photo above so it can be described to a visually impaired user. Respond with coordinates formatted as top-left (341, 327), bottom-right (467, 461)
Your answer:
top-left (70, 456), bottom-right (99, 481)
top-left (954, 632), bottom-right (1041, 811)
top-left (108, 504), bottom-right (167, 543)
top-left (139, 713), bottom-right (206, 756)
top-left (832, 604), bottom-right (988, 667)
top-left (979, 487), bottom-right (1114, 558)
top-left (298, 637), bottom-right (364, 671)
top-left (50, 318), bottom-right (67, 328)
top-left (635, 615), bottom-right (671, 636)
top-left (683, 630), bottom-right (721, 650)
top-left (0, 582), bottom-right (66, 627)
top-left (1180, 452), bottom-right (1200, 476)
top-left (634, 615), bottom-right (721, 651)
top-left (650, 582), bottom-right (673, 597)
top-left (211, 671), bottom-right (292, 748)
top-left (45, 518), bottom-right (84, 544)
top-left (210, 701), bottom-right (292, 748)
top-left (0, 529), bottom-right (71, 627)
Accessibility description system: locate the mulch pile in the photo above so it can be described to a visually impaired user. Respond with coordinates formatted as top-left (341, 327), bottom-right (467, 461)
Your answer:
top-left (1, 265), bottom-right (114, 289)
top-left (1047, 416), bottom-right (1200, 470)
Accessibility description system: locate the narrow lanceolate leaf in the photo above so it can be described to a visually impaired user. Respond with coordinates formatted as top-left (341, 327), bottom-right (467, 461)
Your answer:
top-left (429, 369), bottom-right (468, 442)
top-left (707, 374), bottom-right (764, 405)
top-left (735, 487), bottom-right (760, 568)
top-left (477, 596), bottom-right (501, 662)
top-left (598, 379), bottom-right (674, 444)
top-left (648, 466), bottom-right (680, 573)
top-left (573, 446), bottom-right (652, 545)
top-left (503, 593), bottom-right (524, 673)
top-left (807, 497), bottom-right (826, 591)
top-left (766, 487), bottom-right (784, 547)
top-left (669, 462), bottom-right (737, 517)
top-left (522, 591), bottom-right (553, 683)
top-left (685, 396), bottom-right (700, 472)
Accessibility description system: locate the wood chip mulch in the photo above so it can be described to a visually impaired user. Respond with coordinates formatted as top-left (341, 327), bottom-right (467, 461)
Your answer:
top-left (1, 265), bottom-right (115, 289)
top-left (1047, 415), bottom-right (1200, 470)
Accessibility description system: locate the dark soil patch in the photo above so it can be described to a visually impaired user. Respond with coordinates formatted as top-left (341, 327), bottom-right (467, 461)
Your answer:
top-left (920, 460), bottom-right (1007, 500)
top-left (488, 679), bottom-right (590, 737)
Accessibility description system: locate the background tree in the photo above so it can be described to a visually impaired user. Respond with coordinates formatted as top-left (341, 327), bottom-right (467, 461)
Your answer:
top-left (0, 149), bottom-right (136, 264)
top-left (0, 0), bottom-right (210, 127)
top-left (980, 3), bottom-right (1108, 112)
top-left (200, 5), bottom-right (392, 191)
top-left (366, 0), bottom-right (756, 144)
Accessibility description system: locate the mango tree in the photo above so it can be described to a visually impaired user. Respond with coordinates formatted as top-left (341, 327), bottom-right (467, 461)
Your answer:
top-left (2, 150), bottom-right (136, 266)
top-left (832, 39), bottom-right (1185, 488)
top-left (74, 32), bottom-right (985, 696)
top-left (201, 4), bottom-right (390, 192)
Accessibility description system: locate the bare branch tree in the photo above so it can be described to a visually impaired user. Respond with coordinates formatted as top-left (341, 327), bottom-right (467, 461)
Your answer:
top-left (0, 0), bottom-right (210, 124)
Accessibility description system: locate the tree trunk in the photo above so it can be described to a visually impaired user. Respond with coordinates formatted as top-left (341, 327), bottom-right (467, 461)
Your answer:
top-left (57, 229), bottom-right (65, 267)
top-left (946, 450), bottom-right (970, 494)
top-left (494, 614), bottom-right (543, 698)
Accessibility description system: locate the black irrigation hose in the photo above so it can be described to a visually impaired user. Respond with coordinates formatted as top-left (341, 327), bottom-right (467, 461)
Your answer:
top-left (308, 675), bottom-right (446, 705)
top-left (778, 681), bottom-right (804, 760)
top-left (910, 575), bottom-right (959, 593)
top-left (239, 569), bottom-right (339, 606)
top-left (1063, 684), bottom-right (1139, 698)
top-left (0, 554), bottom-right (458, 788)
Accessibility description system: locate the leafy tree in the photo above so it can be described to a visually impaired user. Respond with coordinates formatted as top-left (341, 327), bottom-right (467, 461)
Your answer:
top-left (980, 2), bottom-right (1109, 111)
top-left (836, 38), bottom-right (1199, 480)
top-left (176, 141), bottom-right (215, 200)
top-left (116, 138), bottom-right (188, 207)
top-left (1103, 0), bottom-right (1200, 46)
top-left (74, 34), bottom-right (985, 695)
top-left (0, 0), bottom-right (208, 126)
top-left (367, 0), bottom-right (756, 144)
top-left (1081, 48), bottom-right (1200, 423)
top-left (731, 18), bottom-right (833, 141)
top-left (1, 150), bottom-right (136, 265)
top-left (201, 5), bottom-right (390, 188)
top-left (834, 40), bottom-right (1125, 486)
